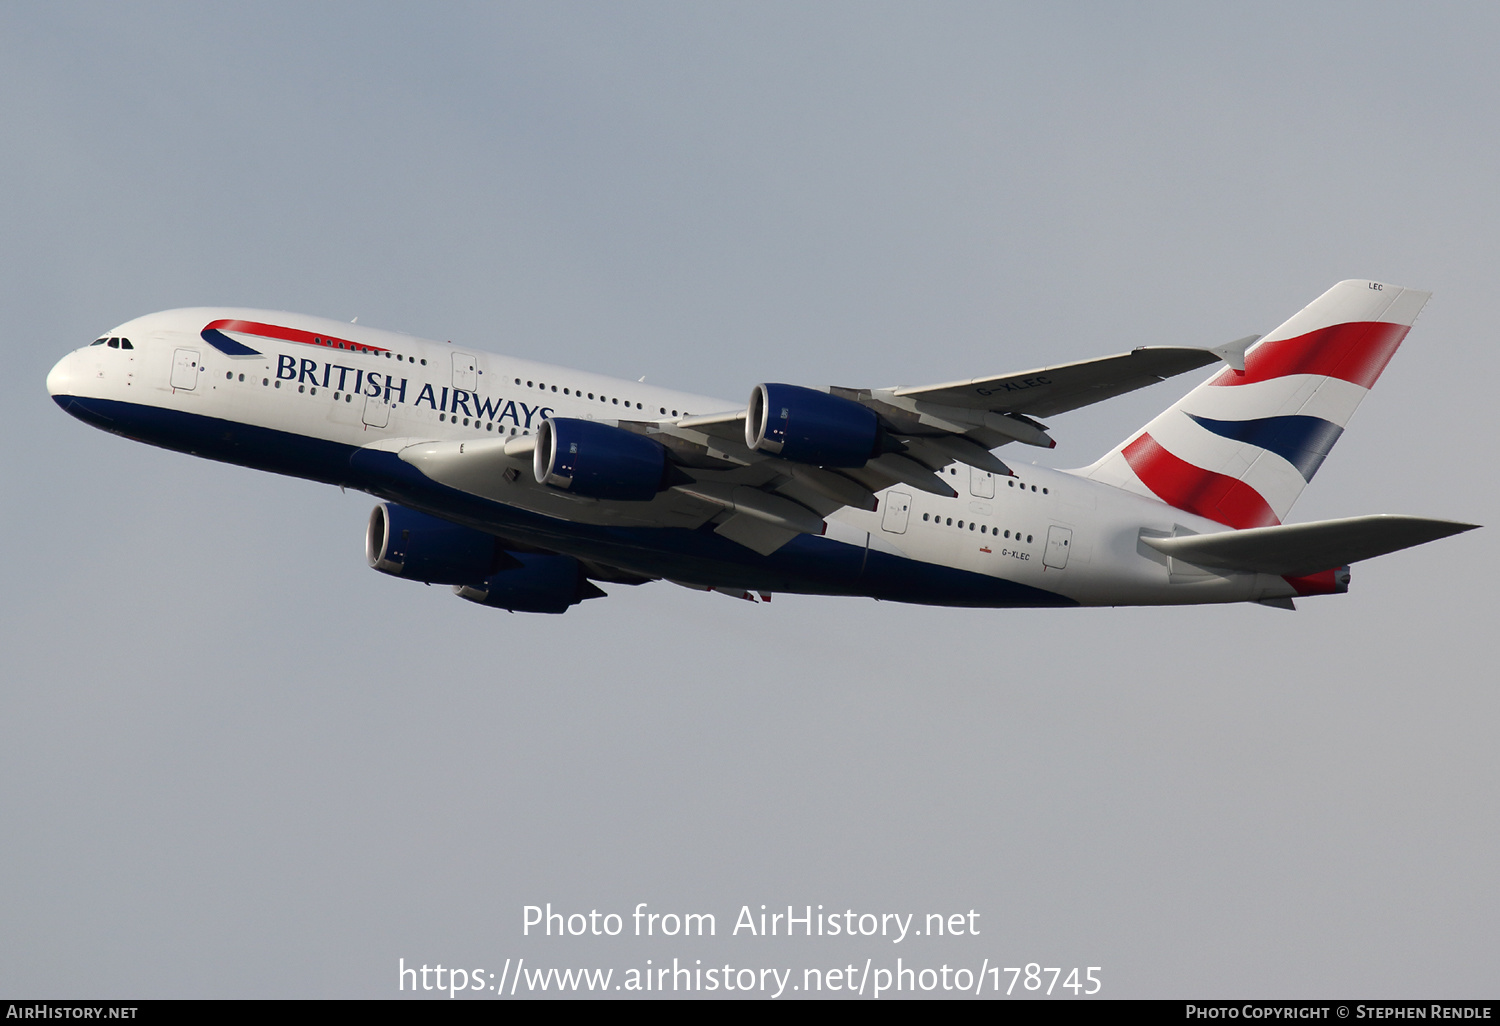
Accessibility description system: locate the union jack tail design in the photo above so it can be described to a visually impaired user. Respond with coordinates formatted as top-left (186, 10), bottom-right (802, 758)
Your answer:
top-left (1084, 280), bottom-right (1431, 528)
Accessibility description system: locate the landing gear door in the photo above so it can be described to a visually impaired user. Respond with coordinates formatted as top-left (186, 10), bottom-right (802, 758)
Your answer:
top-left (170, 349), bottom-right (200, 390)
top-left (880, 491), bottom-right (912, 534)
top-left (1044, 525), bottom-right (1073, 569)
top-left (452, 353), bottom-right (478, 392)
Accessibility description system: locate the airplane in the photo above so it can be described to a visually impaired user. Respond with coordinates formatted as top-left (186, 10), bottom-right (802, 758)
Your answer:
top-left (46, 279), bottom-right (1477, 614)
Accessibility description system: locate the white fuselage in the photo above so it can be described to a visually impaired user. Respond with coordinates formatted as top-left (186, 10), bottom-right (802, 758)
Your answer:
top-left (47, 307), bottom-right (1306, 608)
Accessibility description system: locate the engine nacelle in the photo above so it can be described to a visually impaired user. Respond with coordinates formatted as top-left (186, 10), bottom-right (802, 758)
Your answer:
top-left (534, 417), bottom-right (672, 501)
top-left (454, 553), bottom-right (607, 614)
top-left (745, 383), bottom-right (881, 468)
top-left (366, 502), bottom-right (510, 585)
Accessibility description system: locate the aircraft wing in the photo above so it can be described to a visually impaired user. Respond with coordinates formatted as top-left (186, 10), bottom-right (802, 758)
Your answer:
top-left (887, 343), bottom-right (1249, 418)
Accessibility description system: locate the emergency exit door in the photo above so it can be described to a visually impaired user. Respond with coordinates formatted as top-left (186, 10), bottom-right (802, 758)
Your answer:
top-left (452, 352), bottom-right (478, 391)
top-left (170, 349), bottom-right (199, 390)
top-left (881, 492), bottom-right (912, 534)
top-left (362, 395), bottom-right (391, 428)
top-left (1044, 525), bottom-right (1073, 569)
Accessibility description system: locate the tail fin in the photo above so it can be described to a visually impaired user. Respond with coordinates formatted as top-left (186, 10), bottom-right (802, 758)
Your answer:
top-left (1083, 280), bottom-right (1430, 528)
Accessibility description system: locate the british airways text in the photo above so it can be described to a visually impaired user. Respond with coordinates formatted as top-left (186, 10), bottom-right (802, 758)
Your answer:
top-left (275, 355), bottom-right (552, 426)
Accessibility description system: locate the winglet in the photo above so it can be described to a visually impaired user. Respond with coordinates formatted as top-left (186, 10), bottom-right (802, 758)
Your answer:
top-left (1207, 334), bottom-right (1260, 372)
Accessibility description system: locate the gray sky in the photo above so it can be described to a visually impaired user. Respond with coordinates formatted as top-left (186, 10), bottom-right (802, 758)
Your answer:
top-left (2, 1), bottom-right (1495, 999)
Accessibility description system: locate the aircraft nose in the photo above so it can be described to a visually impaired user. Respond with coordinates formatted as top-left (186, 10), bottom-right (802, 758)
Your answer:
top-left (46, 351), bottom-right (78, 398)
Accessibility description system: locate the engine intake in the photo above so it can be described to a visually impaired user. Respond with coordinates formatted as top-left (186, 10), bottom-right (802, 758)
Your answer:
top-left (366, 502), bottom-right (513, 585)
top-left (534, 418), bottom-right (673, 501)
top-left (745, 383), bottom-right (881, 468)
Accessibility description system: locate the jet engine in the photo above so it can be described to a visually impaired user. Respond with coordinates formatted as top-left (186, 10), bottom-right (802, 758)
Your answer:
top-left (745, 382), bottom-right (883, 467)
top-left (533, 417), bottom-right (675, 501)
top-left (366, 502), bottom-right (513, 585)
top-left (454, 553), bottom-right (607, 614)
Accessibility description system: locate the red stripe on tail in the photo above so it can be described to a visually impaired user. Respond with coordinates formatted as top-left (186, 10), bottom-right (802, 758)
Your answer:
top-left (1206, 321), bottom-right (1408, 389)
top-left (1121, 433), bottom-right (1280, 529)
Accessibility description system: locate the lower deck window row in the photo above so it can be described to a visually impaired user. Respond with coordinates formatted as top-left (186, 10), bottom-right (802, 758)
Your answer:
top-left (922, 512), bottom-right (1031, 542)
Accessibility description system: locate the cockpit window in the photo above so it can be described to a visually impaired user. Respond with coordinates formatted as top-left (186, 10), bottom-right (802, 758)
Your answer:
top-left (119, 338), bottom-right (133, 349)
top-left (91, 338), bottom-right (107, 346)
top-left (107, 338), bottom-right (120, 348)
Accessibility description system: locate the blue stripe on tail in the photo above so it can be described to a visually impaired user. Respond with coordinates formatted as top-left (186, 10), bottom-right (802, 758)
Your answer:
top-left (1186, 414), bottom-right (1344, 482)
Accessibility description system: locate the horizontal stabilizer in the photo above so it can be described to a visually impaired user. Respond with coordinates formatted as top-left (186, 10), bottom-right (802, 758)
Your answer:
top-left (1143, 515), bottom-right (1479, 577)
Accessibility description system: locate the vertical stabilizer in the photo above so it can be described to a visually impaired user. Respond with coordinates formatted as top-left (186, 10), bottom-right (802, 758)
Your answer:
top-left (1083, 280), bottom-right (1430, 527)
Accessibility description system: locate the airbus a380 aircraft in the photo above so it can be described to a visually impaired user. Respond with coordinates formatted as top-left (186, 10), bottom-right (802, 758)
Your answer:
top-left (47, 280), bottom-right (1476, 614)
